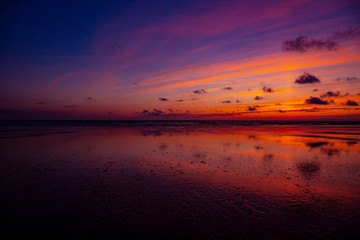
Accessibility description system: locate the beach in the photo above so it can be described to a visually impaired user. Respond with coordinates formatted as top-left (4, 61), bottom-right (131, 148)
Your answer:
top-left (1, 122), bottom-right (360, 239)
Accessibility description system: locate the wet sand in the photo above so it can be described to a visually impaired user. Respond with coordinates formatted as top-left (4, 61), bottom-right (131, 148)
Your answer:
top-left (1, 124), bottom-right (360, 239)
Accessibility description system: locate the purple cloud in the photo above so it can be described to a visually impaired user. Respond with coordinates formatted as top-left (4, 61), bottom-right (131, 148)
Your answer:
top-left (295, 72), bottom-right (320, 84)
top-left (193, 89), bottom-right (207, 94)
top-left (262, 86), bottom-right (274, 93)
top-left (305, 97), bottom-right (329, 105)
top-left (282, 35), bottom-right (338, 53)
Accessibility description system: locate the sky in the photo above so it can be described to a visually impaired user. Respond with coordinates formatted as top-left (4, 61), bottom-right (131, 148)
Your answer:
top-left (1, 0), bottom-right (360, 120)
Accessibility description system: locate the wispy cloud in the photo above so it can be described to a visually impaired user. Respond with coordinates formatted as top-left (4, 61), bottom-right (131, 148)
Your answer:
top-left (254, 96), bottom-right (263, 100)
top-left (87, 97), bottom-right (97, 102)
top-left (335, 77), bottom-right (360, 82)
top-left (123, 49), bottom-right (360, 97)
top-left (332, 26), bottom-right (360, 40)
top-left (193, 89), bottom-right (207, 94)
top-left (282, 35), bottom-right (338, 53)
top-left (158, 97), bottom-right (169, 101)
top-left (222, 86), bottom-right (233, 90)
top-left (221, 100), bottom-right (231, 103)
top-left (175, 98), bottom-right (199, 103)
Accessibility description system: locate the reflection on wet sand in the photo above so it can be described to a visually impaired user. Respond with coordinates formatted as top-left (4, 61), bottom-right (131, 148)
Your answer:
top-left (1, 125), bottom-right (360, 239)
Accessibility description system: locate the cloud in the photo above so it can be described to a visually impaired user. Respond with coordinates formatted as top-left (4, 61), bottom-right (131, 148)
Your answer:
top-left (295, 72), bottom-right (321, 84)
top-left (153, 109), bottom-right (163, 114)
top-left (335, 77), bottom-right (360, 81)
top-left (168, 109), bottom-right (173, 112)
top-left (306, 107), bottom-right (320, 112)
top-left (222, 86), bottom-right (233, 90)
top-left (193, 89), bottom-right (206, 94)
top-left (221, 100), bottom-right (231, 103)
top-left (236, 99), bottom-right (241, 103)
top-left (313, 89), bottom-right (318, 92)
top-left (305, 97), bottom-right (329, 105)
top-left (158, 97), bottom-right (169, 101)
top-left (282, 35), bottom-right (338, 53)
top-left (279, 110), bottom-right (285, 113)
top-left (254, 96), bottom-right (263, 100)
top-left (345, 77), bottom-right (359, 81)
top-left (248, 105), bottom-right (259, 111)
top-left (87, 97), bottom-right (97, 102)
top-left (175, 98), bottom-right (199, 103)
top-left (320, 91), bottom-right (340, 98)
top-left (141, 108), bottom-right (164, 116)
top-left (64, 105), bottom-right (79, 108)
top-left (283, 107), bottom-right (320, 112)
top-left (36, 101), bottom-right (46, 105)
top-left (332, 26), bottom-right (360, 40)
top-left (262, 86), bottom-right (274, 93)
top-left (345, 100), bottom-right (358, 106)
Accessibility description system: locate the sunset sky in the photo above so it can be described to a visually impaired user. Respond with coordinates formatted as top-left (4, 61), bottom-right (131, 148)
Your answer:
top-left (1, 0), bottom-right (360, 120)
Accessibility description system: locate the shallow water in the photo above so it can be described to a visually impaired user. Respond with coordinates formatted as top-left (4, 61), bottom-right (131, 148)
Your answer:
top-left (1, 125), bottom-right (360, 239)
